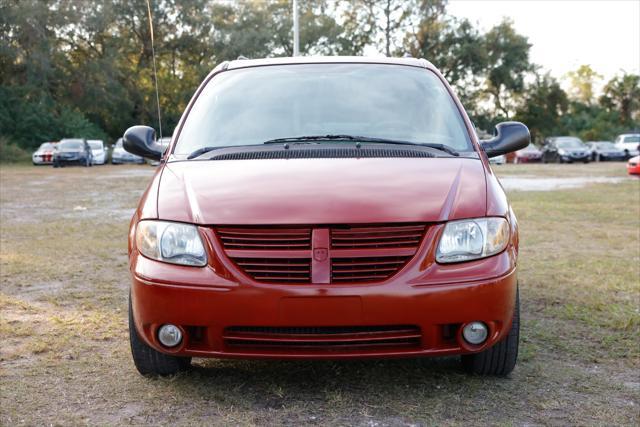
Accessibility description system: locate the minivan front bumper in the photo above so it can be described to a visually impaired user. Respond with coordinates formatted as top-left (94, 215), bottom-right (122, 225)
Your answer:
top-left (130, 251), bottom-right (518, 360)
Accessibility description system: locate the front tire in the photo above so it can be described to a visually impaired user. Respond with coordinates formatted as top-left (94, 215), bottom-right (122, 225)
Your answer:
top-left (129, 295), bottom-right (191, 376)
top-left (461, 288), bottom-right (520, 376)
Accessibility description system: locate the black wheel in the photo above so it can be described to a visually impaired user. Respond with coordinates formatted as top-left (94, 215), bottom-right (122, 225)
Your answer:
top-left (129, 295), bottom-right (191, 376)
top-left (462, 288), bottom-right (520, 376)
top-left (53, 162), bottom-right (58, 168)
top-left (556, 155), bottom-right (563, 164)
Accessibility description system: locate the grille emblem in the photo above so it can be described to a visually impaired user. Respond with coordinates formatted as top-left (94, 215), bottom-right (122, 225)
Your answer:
top-left (313, 248), bottom-right (328, 262)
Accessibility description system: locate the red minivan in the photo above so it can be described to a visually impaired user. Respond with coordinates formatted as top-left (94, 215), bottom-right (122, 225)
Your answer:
top-left (124, 57), bottom-right (529, 377)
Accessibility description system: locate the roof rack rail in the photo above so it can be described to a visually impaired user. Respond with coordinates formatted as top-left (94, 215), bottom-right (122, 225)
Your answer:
top-left (237, 55), bottom-right (249, 60)
top-left (402, 52), bottom-right (413, 58)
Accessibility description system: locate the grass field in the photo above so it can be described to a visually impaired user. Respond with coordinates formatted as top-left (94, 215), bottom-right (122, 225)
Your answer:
top-left (1, 162), bottom-right (639, 425)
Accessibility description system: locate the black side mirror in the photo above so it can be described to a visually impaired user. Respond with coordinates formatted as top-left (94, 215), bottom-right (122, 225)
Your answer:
top-left (480, 122), bottom-right (530, 158)
top-left (123, 126), bottom-right (163, 161)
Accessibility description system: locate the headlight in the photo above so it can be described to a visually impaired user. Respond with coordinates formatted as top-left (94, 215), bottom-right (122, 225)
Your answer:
top-left (436, 217), bottom-right (509, 263)
top-left (135, 220), bottom-right (207, 266)
top-left (558, 149), bottom-right (567, 155)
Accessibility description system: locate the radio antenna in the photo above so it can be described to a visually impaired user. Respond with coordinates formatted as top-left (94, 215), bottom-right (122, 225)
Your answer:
top-left (145, 0), bottom-right (162, 139)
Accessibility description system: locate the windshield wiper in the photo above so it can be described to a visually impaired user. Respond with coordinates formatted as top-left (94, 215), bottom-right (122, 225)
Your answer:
top-left (188, 135), bottom-right (460, 159)
top-left (262, 135), bottom-right (459, 156)
top-left (187, 146), bottom-right (221, 159)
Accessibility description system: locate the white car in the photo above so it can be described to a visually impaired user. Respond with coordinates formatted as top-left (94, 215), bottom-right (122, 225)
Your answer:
top-left (111, 138), bottom-right (145, 164)
top-left (489, 154), bottom-right (506, 165)
top-left (149, 137), bottom-right (172, 166)
top-left (32, 142), bottom-right (57, 165)
top-left (88, 140), bottom-right (107, 165)
top-left (614, 133), bottom-right (640, 158)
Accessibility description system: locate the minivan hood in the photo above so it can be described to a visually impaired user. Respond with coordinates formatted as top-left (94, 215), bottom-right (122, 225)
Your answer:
top-left (157, 158), bottom-right (487, 225)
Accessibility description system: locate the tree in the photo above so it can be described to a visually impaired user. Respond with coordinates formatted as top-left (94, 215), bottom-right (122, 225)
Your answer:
top-left (335, 0), bottom-right (376, 55)
top-left (405, 14), bottom-right (486, 88)
top-left (599, 73), bottom-right (640, 126)
top-left (566, 65), bottom-right (602, 105)
top-left (514, 73), bottom-right (568, 143)
top-left (482, 19), bottom-right (532, 118)
top-left (338, 0), bottom-right (413, 56)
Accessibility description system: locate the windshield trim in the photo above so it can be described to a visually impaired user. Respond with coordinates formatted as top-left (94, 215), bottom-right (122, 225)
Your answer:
top-left (167, 62), bottom-right (478, 162)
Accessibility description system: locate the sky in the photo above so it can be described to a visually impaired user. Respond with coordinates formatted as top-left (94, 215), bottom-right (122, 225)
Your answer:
top-left (447, 0), bottom-right (640, 82)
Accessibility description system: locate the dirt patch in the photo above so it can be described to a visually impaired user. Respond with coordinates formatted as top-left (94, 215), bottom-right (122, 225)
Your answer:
top-left (499, 176), bottom-right (630, 191)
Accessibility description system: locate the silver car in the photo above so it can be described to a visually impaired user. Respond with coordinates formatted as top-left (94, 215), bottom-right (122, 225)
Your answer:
top-left (111, 138), bottom-right (145, 164)
top-left (614, 133), bottom-right (640, 158)
top-left (586, 141), bottom-right (626, 162)
top-left (88, 140), bottom-right (107, 165)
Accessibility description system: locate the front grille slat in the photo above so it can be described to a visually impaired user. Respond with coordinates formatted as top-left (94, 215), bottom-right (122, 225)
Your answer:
top-left (216, 224), bottom-right (426, 284)
top-left (223, 242), bottom-right (310, 248)
top-left (224, 325), bottom-right (422, 350)
top-left (332, 239), bottom-right (420, 248)
top-left (231, 257), bottom-right (312, 283)
top-left (331, 255), bottom-right (413, 283)
top-left (217, 227), bottom-right (312, 251)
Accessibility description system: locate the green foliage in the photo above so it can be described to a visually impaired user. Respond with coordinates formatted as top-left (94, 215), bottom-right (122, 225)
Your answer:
top-left (514, 73), bottom-right (568, 143)
top-left (482, 19), bottom-right (533, 118)
top-left (566, 65), bottom-right (602, 105)
top-left (0, 137), bottom-right (31, 163)
top-left (0, 86), bottom-right (107, 150)
top-left (599, 74), bottom-right (640, 126)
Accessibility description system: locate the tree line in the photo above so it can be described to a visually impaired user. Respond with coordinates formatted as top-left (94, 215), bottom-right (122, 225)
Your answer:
top-left (1, 0), bottom-right (638, 155)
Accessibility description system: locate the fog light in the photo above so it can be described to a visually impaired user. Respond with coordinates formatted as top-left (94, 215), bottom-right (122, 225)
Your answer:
top-left (462, 322), bottom-right (488, 345)
top-left (158, 324), bottom-right (182, 347)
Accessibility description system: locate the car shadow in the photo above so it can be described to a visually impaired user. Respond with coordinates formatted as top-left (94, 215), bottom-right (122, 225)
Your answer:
top-left (157, 356), bottom-right (507, 405)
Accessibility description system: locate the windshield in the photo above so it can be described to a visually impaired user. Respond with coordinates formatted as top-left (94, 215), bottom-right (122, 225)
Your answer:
top-left (175, 64), bottom-right (472, 155)
top-left (58, 140), bottom-right (83, 150)
top-left (556, 138), bottom-right (583, 149)
top-left (623, 135), bottom-right (640, 143)
top-left (38, 143), bottom-right (54, 150)
top-left (115, 139), bottom-right (123, 148)
top-left (88, 141), bottom-right (103, 149)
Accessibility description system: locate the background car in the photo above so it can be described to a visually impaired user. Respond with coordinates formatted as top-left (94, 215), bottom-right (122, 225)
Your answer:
top-left (32, 142), bottom-right (57, 165)
top-left (627, 156), bottom-right (640, 175)
top-left (53, 139), bottom-right (93, 167)
top-left (514, 143), bottom-right (542, 163)
top-left (541, 136), bottom-right (590, 163)
top-left (88, 139), bottom-right (107, 165)
top-left (586, 141), bottom-right (626, 162)
top-left (149, 136), bottom-right (171, 166)
top-left (489, 154), bottom-right (506, 165)
top-left (111, 138), bottom-right (145, 164)
top-left (614, 133), bottom-right (640, 158)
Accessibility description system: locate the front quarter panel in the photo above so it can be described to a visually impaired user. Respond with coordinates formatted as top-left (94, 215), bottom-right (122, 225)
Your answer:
top-left (486, 167), bottom-right (519, 262)
top-left (128, 167), bottom-right (164, 255)
top-left (485, 169), bottom-right (510, 218)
